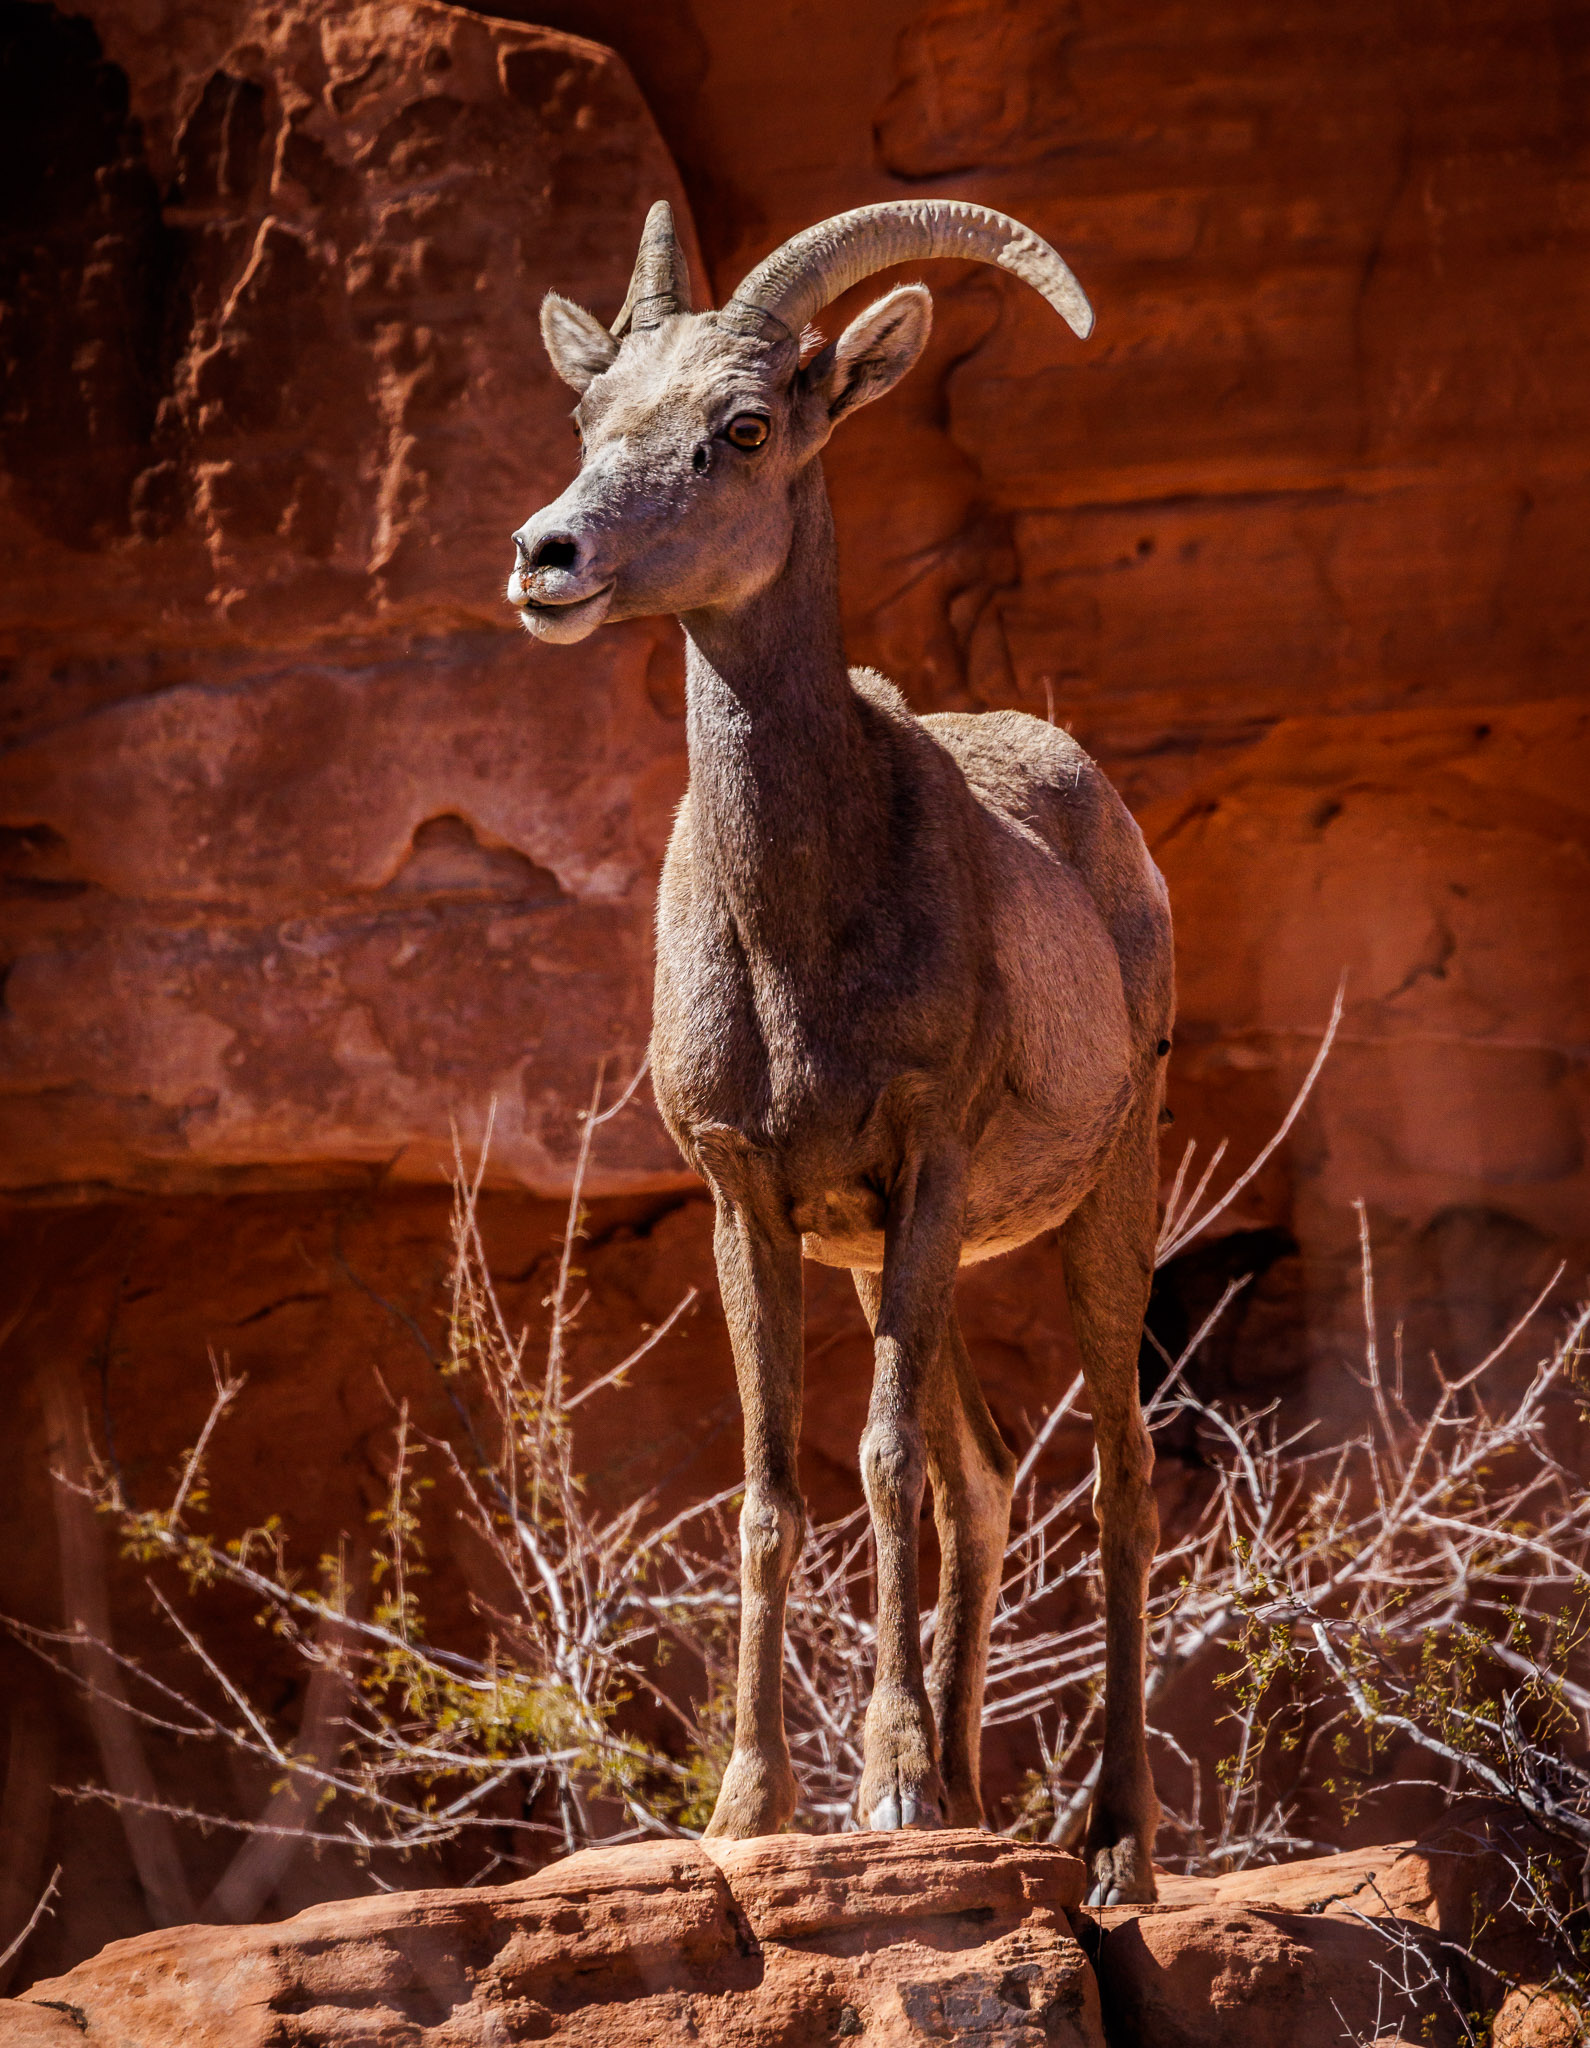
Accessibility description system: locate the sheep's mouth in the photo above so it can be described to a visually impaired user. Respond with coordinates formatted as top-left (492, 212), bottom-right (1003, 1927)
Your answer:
top-left (522, 579), bottom-right (613, 613)
top-left (510, 578), bottom-right (616, 643)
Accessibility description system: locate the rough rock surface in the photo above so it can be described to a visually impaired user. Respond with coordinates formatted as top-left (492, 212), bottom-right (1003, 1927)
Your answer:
top-left (3, 1828), bottom-right (1553, 2045)
top-left (1092, 1812), bottom-right (1577, 2048)
top-left (7, 1833), bottom-right (1103, 2046)
top-left (1491, 1986), bottom-right (1583, 2048)
top-left (0, 0), bottom-right (696, 1193)
top-left (1096, 1843), bottom-right (1446, 2048)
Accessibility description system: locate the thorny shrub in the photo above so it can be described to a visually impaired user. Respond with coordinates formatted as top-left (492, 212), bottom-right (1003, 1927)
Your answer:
top-left (9, 996), bottom-right (1590, 2035)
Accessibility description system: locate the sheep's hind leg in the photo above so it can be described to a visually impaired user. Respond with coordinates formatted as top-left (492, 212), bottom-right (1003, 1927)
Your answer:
top-left (925, 1310), bottom-right (1014, 1827)
top-left (859, 1285), bottom-right (1014, 1827)
top-left (851, 1147), bottom-right (967, 1833)
top-left (1060, 1089), bottom-right (1163, 1905)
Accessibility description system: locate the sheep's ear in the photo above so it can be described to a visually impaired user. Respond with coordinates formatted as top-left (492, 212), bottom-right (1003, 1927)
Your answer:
top-left (541, 292), bottom-right (619, 392)
top-left (803, 284), bottom-right (931, 423)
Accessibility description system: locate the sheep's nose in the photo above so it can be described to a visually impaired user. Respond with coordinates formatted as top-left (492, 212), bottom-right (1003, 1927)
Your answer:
top-left (527, 530), bottom-right (582, 572)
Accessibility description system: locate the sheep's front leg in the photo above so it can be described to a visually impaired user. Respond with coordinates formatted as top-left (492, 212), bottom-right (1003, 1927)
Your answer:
top-left (703, 1179), bottom-right (806, 1840)
top-left (856, 1146), bottom-right (967, 1832)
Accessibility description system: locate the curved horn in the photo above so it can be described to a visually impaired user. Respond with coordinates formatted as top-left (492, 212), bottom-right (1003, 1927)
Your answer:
top-left (723, 199), bottom-right (1092, 344)
top-left (611, 199), bottom-right (692, 337)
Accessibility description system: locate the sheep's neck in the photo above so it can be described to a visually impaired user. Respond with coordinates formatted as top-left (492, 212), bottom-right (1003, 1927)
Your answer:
top-left (679, 461), bottom-right (884, 972)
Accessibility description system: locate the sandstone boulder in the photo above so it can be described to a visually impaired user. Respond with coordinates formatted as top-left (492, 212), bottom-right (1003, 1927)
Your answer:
top-left (1492, 1986), bottom-right (1584, 2048)
top-left (6, 1831), bottom-right (1102, 2047)
top-left (5, 1827), bottom-right (1563, 2045)
top-left (1095, 1826), bottom-right (1568, 2048)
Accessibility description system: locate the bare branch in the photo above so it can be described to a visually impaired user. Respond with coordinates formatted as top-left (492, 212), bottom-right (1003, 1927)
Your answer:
top-left (1157, 975), bottom-right (1345, 1264)
top-left (0, 1866), bottom-right (60, 1974)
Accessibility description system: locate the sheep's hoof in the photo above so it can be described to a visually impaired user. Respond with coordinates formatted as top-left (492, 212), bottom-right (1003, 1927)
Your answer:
top-left (868, 1788), bottom-right (942, 1831)
top-left (858, 1690), bottom-right (947, 1833)
top-left (704, 1750), bottom-right (797, 1840)
top-left (1085, 1840), bottom-right (1157, 1907)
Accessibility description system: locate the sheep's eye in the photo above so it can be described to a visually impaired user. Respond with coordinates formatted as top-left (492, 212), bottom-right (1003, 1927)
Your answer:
top-left (725, 414), bottom-right (769, 450)
top-left (571, 418), bottom-right (583, 443)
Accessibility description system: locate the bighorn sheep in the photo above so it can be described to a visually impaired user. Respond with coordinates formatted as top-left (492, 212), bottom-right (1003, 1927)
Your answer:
top-left (509, 200), bottom-right (1173, 1905)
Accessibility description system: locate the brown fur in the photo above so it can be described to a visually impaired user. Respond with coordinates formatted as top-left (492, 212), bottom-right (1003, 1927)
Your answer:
top-left (510, 275), bottom-right (1173, 1903)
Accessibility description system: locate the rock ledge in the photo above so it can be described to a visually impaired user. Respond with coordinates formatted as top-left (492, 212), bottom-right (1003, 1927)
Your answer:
top-left (8, 1831), bottom-right (1100, 2046)
top-left (3, 1822), bottom-right (1525, 2045)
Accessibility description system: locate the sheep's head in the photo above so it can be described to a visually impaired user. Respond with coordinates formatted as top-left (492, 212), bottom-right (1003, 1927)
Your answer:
top-left (508, 201), bottom-right (1092, 646)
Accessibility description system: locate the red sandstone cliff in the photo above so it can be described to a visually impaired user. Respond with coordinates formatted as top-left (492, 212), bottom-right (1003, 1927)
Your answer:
top-left (0, 0), bottom-right (1586, 1991)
